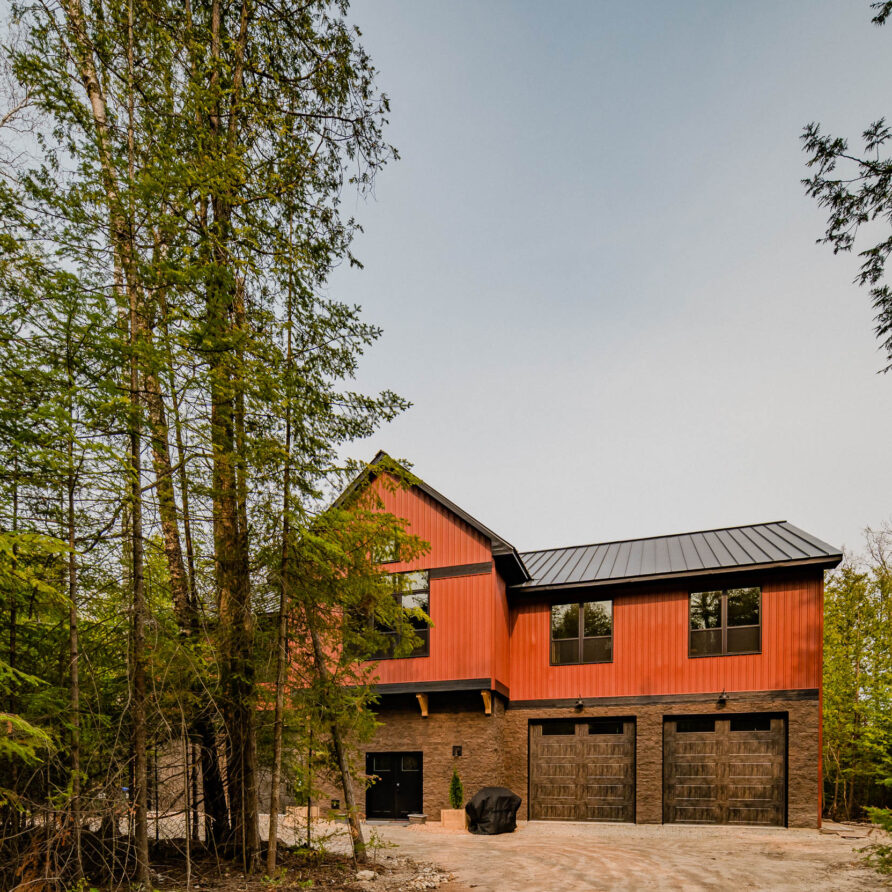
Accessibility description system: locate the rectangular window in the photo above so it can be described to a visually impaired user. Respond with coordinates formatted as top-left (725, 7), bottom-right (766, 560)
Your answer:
top-left (730, 715), bottom-right (772, 733)
top-left (676, 717), bottom-right (716, 734)
top-left (374, 571), bottom-right (430, 659)
top-left (689, 586), bottom-right (761, 657)
top-left (373, 536), bottom-right (401, 564)
top-left (587, 718), bottom-right (624, 735)
top-left (541, 721), bottom-right (578, 736)
top-left (550, 600), bottom-right (613, 665)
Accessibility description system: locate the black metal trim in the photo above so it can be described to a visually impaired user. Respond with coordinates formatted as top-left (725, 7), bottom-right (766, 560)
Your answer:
top-left (429, 561), bottom-right (492, 580)
top-left (373, 678), bottom-right (491, 695)
top-left (493, 679), bottom-right (510, 699)
top-left (510, 556), bottom-right (840, 594)
top-left (507, 688), bottom-right (819, 710)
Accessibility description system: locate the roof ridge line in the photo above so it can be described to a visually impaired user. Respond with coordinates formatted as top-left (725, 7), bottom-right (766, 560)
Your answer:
top-left (519, 521), bottom-right (791, 557)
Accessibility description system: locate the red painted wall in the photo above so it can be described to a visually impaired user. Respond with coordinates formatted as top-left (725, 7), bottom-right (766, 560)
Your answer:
top-left (369, 476), bottom-right (491, 573)
top-left (492, 569), bottom-right (510, 692)
top-left (367, 477), bottom-right (498, 686)
top-left (507, 573), bottom-right (823, 701)
top-left (364, 475), bottom-right (823, 703)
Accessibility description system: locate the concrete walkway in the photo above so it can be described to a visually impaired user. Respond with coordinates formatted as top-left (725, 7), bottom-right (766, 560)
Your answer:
top-left (366, 820), bottom-right (885, 892)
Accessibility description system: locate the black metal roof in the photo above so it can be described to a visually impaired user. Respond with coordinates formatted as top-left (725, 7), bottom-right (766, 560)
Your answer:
top-left (514, 521), bottom-right (842, 591)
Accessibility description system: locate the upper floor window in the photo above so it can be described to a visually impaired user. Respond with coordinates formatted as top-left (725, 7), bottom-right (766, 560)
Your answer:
top-left (373, 536), bottom-right (401, 565)
top-left (689, 586), bottom-right (761, 657)
top-left (374, 570), bottom-right (430, 659)
top-left (550, 600), bottom-right (612, 665)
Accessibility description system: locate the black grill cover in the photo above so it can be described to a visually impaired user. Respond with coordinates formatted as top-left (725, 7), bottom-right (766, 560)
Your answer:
top-left (464, 786), bottom-right (521, 835)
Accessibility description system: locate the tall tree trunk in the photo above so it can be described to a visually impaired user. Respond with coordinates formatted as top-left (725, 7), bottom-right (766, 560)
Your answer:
top-left (203, 0), bottom-right (258, 867)
top-left (267, 277), bottom-right (293, 873)
top-left (65, 333), bottom-right (82, 877)
top-left (8, 453), bottom-right (18, 838)
top-left (304, 606), bottom-right (366, 864)
top-left (126, 0), bottom-right (149, 877)
top-left (57, 1), bottom-right (151, 877)
top-left (209, 312), bottom-right (257, 866)
top-left (128, 279), bottom-right (150, 886)
top-left (155, 291), bottom-right (229, 843)
top-left (143, 364), bottom-right (189, 622)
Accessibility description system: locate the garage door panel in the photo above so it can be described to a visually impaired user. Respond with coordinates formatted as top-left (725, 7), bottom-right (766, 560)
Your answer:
top-left (584, 742), bottom-right (628, 757)
top-left (664, 715), bottom-right (785, 826)
top-left (728, 806), bottom-right (778, 825)
top-left (674, 782), bottom-right (718, 798)
top-left (673, 805), bottom-right (722, 823)
top-left (583, 782), bottom-right (628, 797)
top-left (533, 782), bottom-right (577, 798)
top-left (538, 762), bottom-right (576, 778)
top-left (729, 740), bottom-right (780, 757)
top-left (674, 741), bottom-right (718, 756)
top-left (584, 804), bottom-right (628, 821)
top-left (586, 762), bottom-right (629, 779)
top-left (530, 719), bottom-right (635, 822)
top-left (729, 762), bottom-right (775, 779)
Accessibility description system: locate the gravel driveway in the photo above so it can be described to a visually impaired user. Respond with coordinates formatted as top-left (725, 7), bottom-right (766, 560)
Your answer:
top-left (366, 820), bottom-right (885, 891)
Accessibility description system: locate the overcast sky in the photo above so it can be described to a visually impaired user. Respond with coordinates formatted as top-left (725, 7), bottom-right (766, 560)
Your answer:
top-left (331, 0), bottom-right (892, 556)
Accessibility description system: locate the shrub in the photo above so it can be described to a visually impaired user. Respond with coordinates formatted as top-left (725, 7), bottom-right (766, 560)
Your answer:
top-left (449, 768), bottom-right (464, 810)
top-left (866, 807), bottom-right (892, 873)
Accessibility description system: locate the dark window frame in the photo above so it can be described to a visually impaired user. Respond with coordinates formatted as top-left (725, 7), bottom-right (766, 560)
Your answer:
top-left (688, 586), bottom-right (761, 658)
top-left (373, 570), bottom-right (431, 660)
top-left (549, 599), bottom-right (613, 666)
top-left (373, 535), bottom-right (402, 565)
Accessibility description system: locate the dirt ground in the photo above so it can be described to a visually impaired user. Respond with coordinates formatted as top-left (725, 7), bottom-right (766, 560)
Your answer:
top-left (361, 818), bottom-right (888, 892)
top-left (145, 815), bottom-right (891, 892)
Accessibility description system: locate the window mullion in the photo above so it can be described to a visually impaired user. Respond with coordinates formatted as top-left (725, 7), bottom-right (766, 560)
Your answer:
top-left (578, 603), bottom-right (584, 664)
top-left (721, 591), bottom-right (728, 654)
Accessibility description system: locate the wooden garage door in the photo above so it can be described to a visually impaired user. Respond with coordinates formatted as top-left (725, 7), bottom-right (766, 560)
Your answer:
top-left (663, 714), bottom-right (785, 826)
top-left (529, 718), bottom-right (635, 822)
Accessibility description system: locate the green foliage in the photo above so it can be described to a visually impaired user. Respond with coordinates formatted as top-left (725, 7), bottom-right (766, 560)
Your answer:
top-left (866, 806), bottom-right (892, 872)
top-left (802, 8), bottom-right (892, 370)
top-left (823, 527), bottom-right (892, 820)
top-left (0, 0), bottom-right (410, 880)
top-left (449, 767), bottom-right (464, 810)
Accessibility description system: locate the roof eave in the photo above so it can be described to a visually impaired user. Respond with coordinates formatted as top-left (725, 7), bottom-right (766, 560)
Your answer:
top-left (336, 451), bottom-right (531, 583)
top-left (509, 553), bottom-right (842, 595)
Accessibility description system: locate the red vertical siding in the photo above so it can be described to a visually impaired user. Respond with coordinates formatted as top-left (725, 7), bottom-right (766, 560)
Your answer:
top-left (369, 475), bottom-right (491, 570)
top-left (373, 574), bottom-right (495, 684)
top-left (367, 477), bottom-right (499, 686)
top-left (508, 573), bottom-right (824, 701)
top-left (492, 569), bottom-right (510, 691)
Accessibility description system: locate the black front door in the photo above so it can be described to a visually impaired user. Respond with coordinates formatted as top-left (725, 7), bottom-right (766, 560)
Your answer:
top-left (365, 751), bottom-right (423, 819)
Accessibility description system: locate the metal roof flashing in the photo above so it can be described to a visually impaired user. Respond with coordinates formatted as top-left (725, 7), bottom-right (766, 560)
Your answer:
top-left (512, 521), bottom-right (842, 592)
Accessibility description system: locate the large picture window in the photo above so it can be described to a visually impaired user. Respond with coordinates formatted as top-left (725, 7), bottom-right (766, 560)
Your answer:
top-left (689, 586), bottom-right (761, 657)
top-left (550, 600), bottom-right (612, 665)
top-left (374, 571), bottom-right (430, 659)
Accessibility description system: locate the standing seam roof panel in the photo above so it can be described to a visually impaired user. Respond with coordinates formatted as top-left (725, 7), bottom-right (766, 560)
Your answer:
top-left (513, 522), bottom-right (841, 589)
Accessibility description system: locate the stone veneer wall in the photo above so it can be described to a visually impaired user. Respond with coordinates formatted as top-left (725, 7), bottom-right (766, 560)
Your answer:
top-left (359, 691), bottom-right (820, 828)
top-left (360, 691), bottom-right (506, 821)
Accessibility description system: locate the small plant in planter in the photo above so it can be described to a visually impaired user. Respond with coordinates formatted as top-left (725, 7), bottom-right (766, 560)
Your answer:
top-left (442, 767), bottom-right (467, 830)
top-left (449, 768), bottom-right (464, 810)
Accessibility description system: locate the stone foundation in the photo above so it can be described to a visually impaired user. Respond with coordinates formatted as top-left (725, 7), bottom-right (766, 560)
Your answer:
top-left (356, 690), bottom-right (820, 828)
